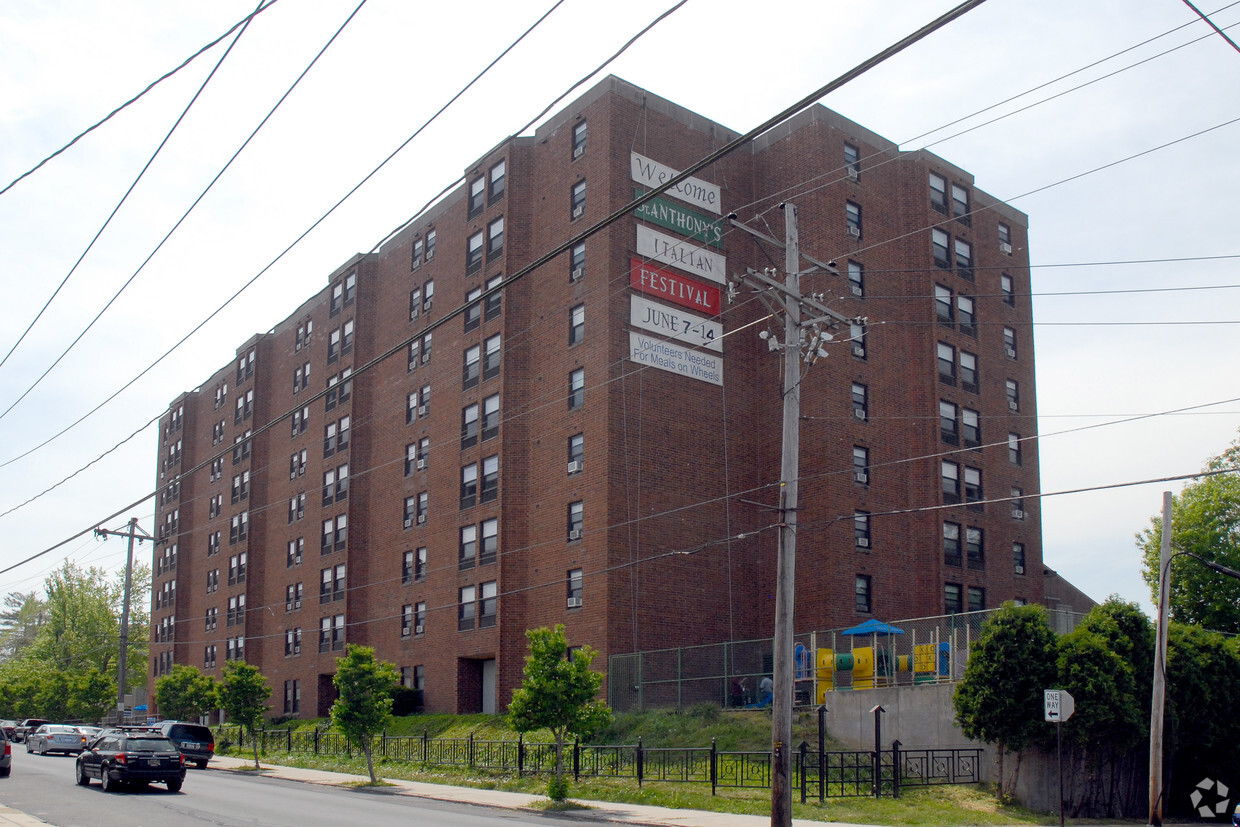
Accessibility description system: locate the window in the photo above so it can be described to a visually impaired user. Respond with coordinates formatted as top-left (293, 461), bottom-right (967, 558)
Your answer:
top-left (464, 287), bottom-right (482, 332)
top-left (288, 493), bottom-right (306, 524)
top-left (944, 583), bottom-right (963, 614)
top-left (460, 463), bottom-right (478, 509)
top-left (851, 383), bottom-right (868, 421)
top-left (466, 230), bottom-right (484, 273)
top-left (208, 531), bottom-right (221, 557)
top-left (407, 386), bottom-right (429, 423)
top-left (485, 274), bottom-right (503, 320)
top-left (488, 217), bottom-right (504, 261)
top-left (227, 594), bottom-right (246, 626)
top-left (480, 518), bottom-right (498, 566)
top-left (929, 173), bottom-right (947, 213)
top-left (481, 455), bottom-right (499, 503)
top-left (998, 222), bottom-right (1012, 253)
top-left (570, 242), bottom-right (586, 282)
top-left (228, 552), bottom-right (247, 585)
top-left (458, 586), bottom-right (476, 631)
top-left (489, 159), bottom-right (506, 203)
top-left (211, 457), bottom-right (223, 482)
top-left (845, 201), bottom-right (862, 238)
top-left (330, 282), bottom-right (344, 316)
top-left (286, 583), bottom-right (303, 612)
top-left (284, 679), bottom-right (301, 713)
top-left (932, 229), bottom-right (950, 268)
top-left (855, 575), bottom-right (872, 614)
top-left (328, 328), bottom-right (341, 363)
top-left (849, 321), bottom-right (866, 359)
top-left (951, 183), bottom-right (970, 223)
top-left (572, 120), bottom-right (587, 158)
top-left (321, 514), bottom-right (347, 553)
top-left (968, 586), bottom-right (985, 612)
top-left (966, 527), bottom-right (984, 569)
top-left (409, 287), bottom-right (422, 320)
top-left (1006, 379), bottom-right (1020, 412)
top-left (459, 524), bottom-right (477, 570)
top-left (568, 500), bottom-right (584, 540)
top-left (964, 466), bottom-right (983, 507)
top-left (319, 613), bottom-right (345, 652)
top-left (461, 404), bottom-right (479, 449)
top-left (482, 394), bottom-right (500, 440)
top-left (234, 389), bottom-right (253, 424)
top-left (237, 349), bottom-right (255, 384)
top-left (342, 319), bottom-right (354, 355)
top-left (479, 581), bottom-right (497, 628)
top-left (854, 511), bottom-right (871, 548)
top-left (959, 351), bottom-right (978, 393)
top-left (325, 368), bottom-right (351, 411)
top-left (414, 603), bottom-right (426, 636)
top-left (468, 177), bottom-right (485, 217)
top-left (463, 345), bottom-right (481, 389)
top-left (292, 406), bottom-right (309, 437)
top-left (569, 304), bottom-right (585, 346)
top-left (847, 261), bottom-right (864, 297)
top-left (323, 463), bottom-right (348, 505)
top-left (404, 494), bottom-right (427, 528)
top-left (567, 568), bottom-right (583, 607)
top-left (942, 461), bottom-right (960, 504)
top-left (1011, 487), bottom-right (1026, 519)
top-left (320, 564), bottom-right (346, 604)
top-left (287, 538), bottom-right (304, 568)
top-left (1001, 273), bottom-right (1015, 306)
top-left (852, 446), bottom-right (870, 484)
top-left (1014, 543), bottom-right (1027, 575)
top-left (422, 279), bottom-right (434, 313)
top-left (935, 285), bottom-right (953, 325)
top-left (425, 229), bottom-right (436, 261)
top-left (208, 494), bottom-right (222, 519)
top-left (1009, 433), bottom-right (1023, 465)
top-left (568, 433), bottom-right (584, 474)
top-left (940, 400), bottom-right (959, 444)
top-left (571, 180), bottom-right (586, 219)
top-left (206, 607), bottom-right (217, 630)
top-left (483, 334), bottom-right (501, 380)
top-left (288, 451), bottom-right (306, 480)
top-left (214, 382), bottom-right (228, 410)
top-left (229, 512), bottom-right (248, 544)
top-left (962, 407), bottom-right (980, 446)
top-left (943, 523), bottom-right (962, 567)
top-left (957, 295), bottom-right (975, 335)
top-left (204, 646), bottom-right (217, 669)
top-left (937, 342), bottom-right (956, 385)
top-left (401, 604), bottom-right (414, 637)
top-left (954, 238), bottom-right (973, 280)
top-left (412, 237), bottom-right (424, 269)
top-left (844, 143), bottom-right (860, 178)
top-left (1004, 327), bottom-right (1018, 359)
top-left (403, 547), bottom-right (427, 584)
top-left (402, 550), bottom-right (414, 584)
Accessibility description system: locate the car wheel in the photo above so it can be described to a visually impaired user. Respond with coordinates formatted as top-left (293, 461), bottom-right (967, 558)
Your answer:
top-left (0, 766), bottom-right (10, 778)
top-left (166, 778), bottom-right (182, 793)
top-left (25, 741), bottom-right (32, 754)
top-left (76, 762), bottom-right (90, 786)
top-left (100, 768), bottom-right (116, 792)
top-left (196, 760), bottom-right (208, 770)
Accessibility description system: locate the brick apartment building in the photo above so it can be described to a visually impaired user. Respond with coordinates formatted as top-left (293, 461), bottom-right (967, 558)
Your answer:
top-left (149, 75), bottom-right (1042, 718)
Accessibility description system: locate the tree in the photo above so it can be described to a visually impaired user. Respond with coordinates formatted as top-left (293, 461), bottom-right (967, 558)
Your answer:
top-left (953, 602), bottom-right (1058, 800)
top-left (508, 625), bottom-right (611, 801)
top-left (156, 665), bottom-right (218, 722)
top-left (0, 591), bottom-right (47, 662)
top-left (218, 661), bottom-right (270, 770)
top-left (331, 645), bottom-right (399, 784)
top-left (1139, 433), bottom-right (1240, 632)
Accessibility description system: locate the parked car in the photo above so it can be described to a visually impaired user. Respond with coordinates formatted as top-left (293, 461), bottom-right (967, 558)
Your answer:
top-left (151, 722), bottom-right (214, 769)
top-left (75, 726), bottom-right (103, 741)
top-left (14, 719), bottom-right (50, 742)
top-left (75, 731), bottom-right (185, 792)
top-left (0, 721), bottom-right (17, 741)
top-left (26, 724), bottom-right (87, 755)
top-left (0, 728), bottom-right (11, 777)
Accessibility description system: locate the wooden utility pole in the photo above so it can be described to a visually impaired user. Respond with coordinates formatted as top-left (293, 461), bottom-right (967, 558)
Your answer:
top-left (1148, 491), bottom-right (1172, 826)
top-left (95, 517), bottom-right (150, 716)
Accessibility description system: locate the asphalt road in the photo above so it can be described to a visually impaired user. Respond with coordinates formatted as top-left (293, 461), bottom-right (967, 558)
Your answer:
top-left (0, 750), bottom-right (558, 826)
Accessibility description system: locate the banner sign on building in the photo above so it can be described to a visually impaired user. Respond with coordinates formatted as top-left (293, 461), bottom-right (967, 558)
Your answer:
top-left (634, 188), bottom-right (724, 249)
top-left (636, 225), bottom-right (726, 285)
top-left (629, 258), bottom-right (721, 316)
top-left (631, 152), bottom-right (721, 214)
top-left (629, 331), bottom-right (723, 386)
top-left (629, 295), bottom-right (723, 353)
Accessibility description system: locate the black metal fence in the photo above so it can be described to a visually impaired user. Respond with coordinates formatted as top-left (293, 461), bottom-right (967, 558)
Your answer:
top-left (219, 726), bottom-right (981, 799)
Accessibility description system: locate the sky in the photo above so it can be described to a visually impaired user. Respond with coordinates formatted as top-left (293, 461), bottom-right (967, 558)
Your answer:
top-left (0, 0), bottom-right (1237, 617)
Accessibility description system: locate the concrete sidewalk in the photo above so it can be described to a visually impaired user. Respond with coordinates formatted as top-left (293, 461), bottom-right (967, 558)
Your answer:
top-left (208, 754), bottom-right (862, 826)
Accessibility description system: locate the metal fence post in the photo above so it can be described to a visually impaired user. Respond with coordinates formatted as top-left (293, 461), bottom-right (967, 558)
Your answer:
top-left (469, 732), bottom-right (475, 768)
top-left (422, 729), bottom-right (429, 763)
top-left (287, 726), bottom-right (292, 752)
top-left (517, 734), bottom-right (524, 777)
top-left (314, 726), bottom-right (319, 755)
top-left (799, 741), bottom-right (808, 804)
top-left (710, 738), bottom-right (717, 796)
top-left (891, 740), bottom-right (901, 799)
top-left (818, 705), bottom-right (826, 803)
top-left (573, 739), bottom-right (580, 782)
top-left (637, 736), bottom-right (644, 788)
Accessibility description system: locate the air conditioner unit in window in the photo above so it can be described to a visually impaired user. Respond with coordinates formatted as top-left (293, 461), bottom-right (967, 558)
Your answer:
top-left (567, 597), bottom-right (583, 608)
top-left (854, 472), bottom-right (868, 484)
top-left (416, 514), bottom-right (427, 525)
top-left (854, 408), bottom-right (867, 420)
top-left (851, 344), bottom-right (865, 357)
top-left (415, 624), bottom-right (424, 635)
top-left (403, 518), bottom-right (413, 529)
top-left (850, 284), bottom-right (863, 297)
top-left (571, 266), bottom-right (584, 281)
top-left (294, 644), bottom-right (301, 654)
top-left (1008, 400), bottom-right (1019, 412)
top-left (847, 225), bottom-right (861, 239)
top-left (416, 458), bottom-right (427, 471)
top-left (573, 145), bottom-right (585, 159)
top-left (572, 205), bottom-right (585, 219)
top-left (1005, 346), bottom-right (1017, 359)
top-left (846, 166), bottom-right (859, 181)
top-left (1013, 509), bottom-right (1025, 520)
top-left (402, 628), bottom-right (411, 637)
top-left (1000, 241), bottom-right (1013, 255)
top-left (1014, 565), bottom-right (1025, 575)
top-left (856, 537), bottom-right (871, 548)
top-left (568, 529), bottom-right (582, 541)
top-left (417, 405), bottom-right (428, 418)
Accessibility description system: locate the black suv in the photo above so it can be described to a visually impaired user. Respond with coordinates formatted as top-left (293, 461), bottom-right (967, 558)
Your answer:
top-left (151, 721), bottom-right (214, 769)
top-left (76, 731), bottom-right (185, 792)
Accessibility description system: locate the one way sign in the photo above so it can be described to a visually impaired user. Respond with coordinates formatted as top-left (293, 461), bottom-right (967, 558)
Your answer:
top-left (1044, 689), bottom-right (1075, 722)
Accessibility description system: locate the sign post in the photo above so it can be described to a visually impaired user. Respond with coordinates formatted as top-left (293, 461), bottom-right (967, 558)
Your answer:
top-left (1045, 689), bottom-right (1075, 827)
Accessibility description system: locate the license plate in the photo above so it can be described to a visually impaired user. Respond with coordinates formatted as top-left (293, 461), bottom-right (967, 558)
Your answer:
top-left (147, 759), bottom-right (162, 767)
top-left (183, 742), bottom-right (200, 749)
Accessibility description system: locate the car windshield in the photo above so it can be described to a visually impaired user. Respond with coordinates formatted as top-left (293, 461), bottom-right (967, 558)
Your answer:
top-left (49, 726), bottom-right (78, 734)
top-left (125, 738), bottom-right (174, 751)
